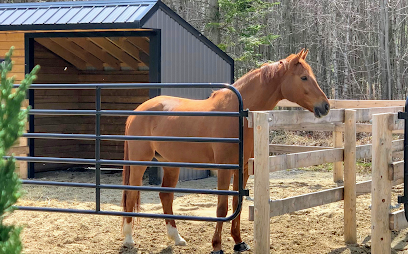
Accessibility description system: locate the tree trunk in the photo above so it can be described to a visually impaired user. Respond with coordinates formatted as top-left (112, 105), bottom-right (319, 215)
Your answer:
top-left (379, 0), bottom-right (392, 99)
top-left (205, 0), bottom-right (221, 45)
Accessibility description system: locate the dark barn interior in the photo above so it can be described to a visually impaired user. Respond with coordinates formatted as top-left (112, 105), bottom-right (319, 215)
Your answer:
top-left (32, 35), bottom-right (151, 172)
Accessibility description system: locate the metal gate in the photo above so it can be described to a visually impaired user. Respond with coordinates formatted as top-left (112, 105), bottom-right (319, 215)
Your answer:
top-left (10, 83), bottom-right (248, 222)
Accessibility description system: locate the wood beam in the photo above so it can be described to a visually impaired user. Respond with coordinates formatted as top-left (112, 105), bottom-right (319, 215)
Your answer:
top-left (269, 148), bottom-right (344, 172)
top-left (68, 37), bottom-right (121, 71)
top-left (389, 210), bottom-right (408, 231)
top-left (248, 180), bottom-right (373, 221)
top-left (344, 109), bottom-right (356, 244)
top-left (35, 38), bottom-right (87, 70)
top-left (268, 186), bottom-right (344, 218)
top-left (355, 107), bottom-right (403, 122)
top-left (277, 99), bottom-right (406, 109)
top-left (332, 100), bottom-right (405, 109)
top-left (88, 37), bottom-right (140, 70)
top-left (50, 38), bottom-right (104, 70)
top-left (247, 109), bottom-right (344, 128)
top-left (371, 113), bottom-right (393, 254)
top-left (248, 147), bottom-right (344, 175)
top-left (125, 36), bottom-right (150, 55)
top-left (269, 144), bottom-right (332, 153)
top-left (252, 112), bottom-right (270, 254)
top-left (107, 37), bottom-right (149, 66)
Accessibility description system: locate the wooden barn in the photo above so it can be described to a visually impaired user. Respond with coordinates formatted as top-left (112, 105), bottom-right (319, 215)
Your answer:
top-left (0, 0), bottom-right (234, 181)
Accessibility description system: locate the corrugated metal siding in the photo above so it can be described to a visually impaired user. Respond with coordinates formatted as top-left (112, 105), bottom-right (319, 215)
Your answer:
top-left (143, 8), bottom-right (232, 100)
top-left (143, 8), bottom-right (232, 181)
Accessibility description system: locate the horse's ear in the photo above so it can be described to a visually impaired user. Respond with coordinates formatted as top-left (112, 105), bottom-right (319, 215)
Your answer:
top-left (289, 49), bottom-right (304, 66)
top-left (297, 48), bottom-right (305, 58)
top-left (301, 49), bottom-right (309, 60)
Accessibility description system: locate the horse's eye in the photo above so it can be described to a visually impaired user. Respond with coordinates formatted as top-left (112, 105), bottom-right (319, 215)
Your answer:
top-left (301, 76), bottom-right (308, 81)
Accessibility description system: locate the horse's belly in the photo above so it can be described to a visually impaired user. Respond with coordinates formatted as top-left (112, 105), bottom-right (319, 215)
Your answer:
top-left (153, 142), bottom-right (214, 164)
top-left (153, 141), bottom-right (239, 165)
top-left (148, 109), bottom-right (239, 165)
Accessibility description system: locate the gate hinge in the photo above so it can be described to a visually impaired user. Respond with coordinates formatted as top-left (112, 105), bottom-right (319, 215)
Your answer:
top-left (240, 189), bottom-right (250, 196)
top-left (398, 195), bottom-right (408, 204)
top-left (398, 111), bottom-right (408, 120)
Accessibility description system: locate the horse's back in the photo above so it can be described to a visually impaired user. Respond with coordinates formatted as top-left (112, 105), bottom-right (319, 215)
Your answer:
top-left (125, 95), bottom-right (238, 164)
top-left (136, 95), bottom-right (210, 112)
top-left (125, 95), bottom-right (217, 138)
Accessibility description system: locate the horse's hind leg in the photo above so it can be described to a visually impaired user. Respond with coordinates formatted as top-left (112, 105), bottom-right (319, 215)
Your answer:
top-left (230, 168), bottom-right (250, 252)
top-left (122, 165), bottom-right (147, 246)
top-left (159, 167), bottom-right (186, 246)
top-left (122, 141), bottom-right (154, 246)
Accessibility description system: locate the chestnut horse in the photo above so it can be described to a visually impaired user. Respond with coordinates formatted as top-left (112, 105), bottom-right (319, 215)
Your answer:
top-left (122, 49), bottom-right (330, 253)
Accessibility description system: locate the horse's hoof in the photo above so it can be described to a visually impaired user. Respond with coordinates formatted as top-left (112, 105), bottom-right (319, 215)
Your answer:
top-left (234, 242), bottom-right (250, 253)
top-left (210, 250), bottom-right (224, 254)
top-left (175, 238), bottom-right (187, 246)
top-left (123, 242), bottom-right (135, 248)
top-left (123, 238), bottom-right (135, 248)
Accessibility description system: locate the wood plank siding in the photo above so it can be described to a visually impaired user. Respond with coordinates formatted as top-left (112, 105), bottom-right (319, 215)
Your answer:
top-left (1, 32), bottom-right (150, 173)
top-left (32, 41), bottom-right (149, 172)
top-left (1, 32), bottom-right (27, 177)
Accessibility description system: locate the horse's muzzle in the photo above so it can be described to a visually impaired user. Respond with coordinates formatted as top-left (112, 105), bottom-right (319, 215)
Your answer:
top-left (314, 102), bottom-right (330, 118)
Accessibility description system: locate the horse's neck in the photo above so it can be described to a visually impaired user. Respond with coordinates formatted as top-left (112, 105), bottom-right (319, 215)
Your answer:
top-left (235, 70), bottom-right (283, 111)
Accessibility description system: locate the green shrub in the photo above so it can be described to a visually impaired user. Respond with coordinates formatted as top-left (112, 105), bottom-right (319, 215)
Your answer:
top-left (0, 47), bottom-right (39, 254)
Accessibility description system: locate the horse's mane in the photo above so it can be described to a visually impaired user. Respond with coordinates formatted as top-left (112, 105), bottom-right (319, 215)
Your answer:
top-left (233, 59), bottom-right (289, 90)
top-left (259, 60), bottom-right (289, 85)
top-left (209, 58), bottom-right (289, 98)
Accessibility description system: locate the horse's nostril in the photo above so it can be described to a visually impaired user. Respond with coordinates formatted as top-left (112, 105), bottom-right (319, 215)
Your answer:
top-left (325, 103), bottom-right (330, 111)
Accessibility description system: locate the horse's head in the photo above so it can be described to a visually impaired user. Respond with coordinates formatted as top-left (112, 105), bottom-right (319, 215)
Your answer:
top-left (277, 49), bottom-right (330, 118)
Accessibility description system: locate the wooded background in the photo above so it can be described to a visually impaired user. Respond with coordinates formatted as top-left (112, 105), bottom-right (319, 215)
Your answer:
top-left (2, 0), bottom-right (407, 100)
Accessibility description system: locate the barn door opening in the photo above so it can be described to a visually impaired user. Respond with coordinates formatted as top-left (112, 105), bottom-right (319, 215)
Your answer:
top-left (25, 30), bottom-right (159, 177)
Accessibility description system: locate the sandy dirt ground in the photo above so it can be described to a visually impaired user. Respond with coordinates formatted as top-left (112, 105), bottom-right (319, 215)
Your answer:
top-left (4, 168), bottom-right (408, 254)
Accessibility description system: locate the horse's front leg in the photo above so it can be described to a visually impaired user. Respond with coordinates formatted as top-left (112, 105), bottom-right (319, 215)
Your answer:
top-left (211, 170), bottom-right (233, 253)
top-left (230, 168), bottom-right (250, 252)
top-left (160, 167), bottom-right (186, 246)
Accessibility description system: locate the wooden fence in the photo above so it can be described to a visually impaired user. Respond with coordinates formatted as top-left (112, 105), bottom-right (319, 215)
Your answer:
top-left (247, 104), bottom-right (405, 253)
top-left (371, 112), bottom-right (407, 254)
top-left (277, 99), bottom-right (406, 109)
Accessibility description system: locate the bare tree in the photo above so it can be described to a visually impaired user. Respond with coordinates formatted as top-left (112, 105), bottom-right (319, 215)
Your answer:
top-left (10, 0), bottom-right (408, 100)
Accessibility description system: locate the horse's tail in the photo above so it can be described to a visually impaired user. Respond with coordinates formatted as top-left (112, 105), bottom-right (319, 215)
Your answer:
top-left (122, 140), bottom-right (130, 210)
top-left (122, 140), bottom-right (141, 226)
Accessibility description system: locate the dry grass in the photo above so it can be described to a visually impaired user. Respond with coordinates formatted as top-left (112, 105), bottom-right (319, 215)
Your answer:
top-left (270, 130), bottom-right (376, 147)
top-left (269, 130), bottom-right (380, 174)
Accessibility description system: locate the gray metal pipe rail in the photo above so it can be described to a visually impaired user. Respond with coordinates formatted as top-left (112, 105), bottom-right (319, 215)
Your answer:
top-left (11, 83), bottom-right (248, 222)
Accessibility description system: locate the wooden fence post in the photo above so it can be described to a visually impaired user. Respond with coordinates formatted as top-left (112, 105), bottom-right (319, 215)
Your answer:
top-left (333, 129), bottom-right (343, 183)
top-left (371, 113), bottom-right (393, 254)
top-left (253, 112), bottom-right (270, 253)
top-left (344, 109), bottom-right (356, 243)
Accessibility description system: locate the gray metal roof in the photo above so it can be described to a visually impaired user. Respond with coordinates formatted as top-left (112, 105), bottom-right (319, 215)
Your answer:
top-left (0, 0), bottom-right (157, 27)
top-left (0, 0), bottom-right (233, 80)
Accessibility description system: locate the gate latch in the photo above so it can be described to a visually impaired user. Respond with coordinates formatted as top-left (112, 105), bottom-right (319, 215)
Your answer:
top-left (240, 189), bottom-right (250, 196)
top-left (398, 111), bottom-right (408, 120)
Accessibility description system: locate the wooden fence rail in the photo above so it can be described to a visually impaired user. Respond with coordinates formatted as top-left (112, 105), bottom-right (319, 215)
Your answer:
top-left (276, 99), bottom-right (405, 109)
top-left (248, 139), bottom-right (403, 175)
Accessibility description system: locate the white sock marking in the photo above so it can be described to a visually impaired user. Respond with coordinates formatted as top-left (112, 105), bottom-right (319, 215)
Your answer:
top-left (166, 224), bottom-right (187, 246)
top-left (123, 221), bottom-right (134, 246)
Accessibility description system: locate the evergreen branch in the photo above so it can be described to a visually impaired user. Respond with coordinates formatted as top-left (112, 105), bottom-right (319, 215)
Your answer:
top-left (0, 47), bottom-right (40, 254)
